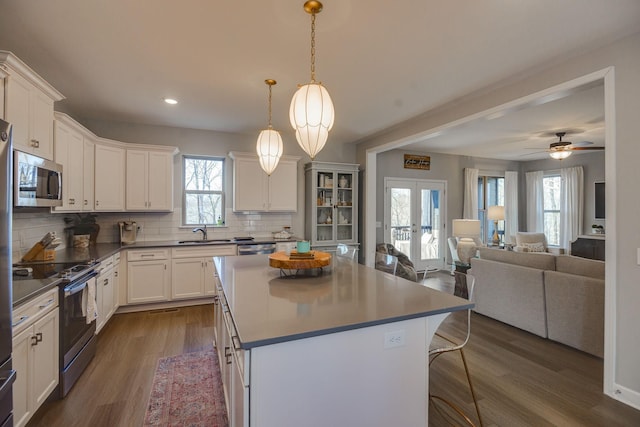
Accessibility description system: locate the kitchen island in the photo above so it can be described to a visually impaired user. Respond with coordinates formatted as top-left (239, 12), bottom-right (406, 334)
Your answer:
top-left (213, 254), bottom-right (472, 427)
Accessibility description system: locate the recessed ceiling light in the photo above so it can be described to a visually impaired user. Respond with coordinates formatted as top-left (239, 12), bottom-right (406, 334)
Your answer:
top-left (164, 98), bottom-right (178, 105)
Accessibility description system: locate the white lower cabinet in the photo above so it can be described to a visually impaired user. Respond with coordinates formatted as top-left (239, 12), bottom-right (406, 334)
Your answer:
top-left (127, 249), bottom-right (170, 304)
top-left (171, 246), bottom-right (236, 300)
top-left (96, 253), bottom-right (120, 333)
top-left (12, 288), bottom-right (59, 427)
top-left (214, 284), bottom-right (249, 427)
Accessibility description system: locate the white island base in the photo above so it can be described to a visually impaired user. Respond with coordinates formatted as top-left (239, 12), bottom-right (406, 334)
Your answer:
top-left (248, 315), bottom-right (446, 427)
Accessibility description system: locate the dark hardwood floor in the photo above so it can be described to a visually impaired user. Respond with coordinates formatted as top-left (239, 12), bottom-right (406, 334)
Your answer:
top-left (28, 304), bottom-right (215, 427)
top-left (27, 274), bottom-right (640, 426)
top-left (425, 271), bottom-right (640, 427)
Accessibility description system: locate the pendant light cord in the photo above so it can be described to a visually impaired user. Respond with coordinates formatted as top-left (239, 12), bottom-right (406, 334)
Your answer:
top-left (268, 83), bottom-right (273, 129)
top-left (310, 12), bottom-right (316, 83)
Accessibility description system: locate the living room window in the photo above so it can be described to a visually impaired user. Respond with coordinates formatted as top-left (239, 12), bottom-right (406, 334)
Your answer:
top-left (477, 175), bottom-right (504, 244)
top-left (182, 155), bottom-right (225, 226)
top-left (543, 175), bottom-right (561, 246)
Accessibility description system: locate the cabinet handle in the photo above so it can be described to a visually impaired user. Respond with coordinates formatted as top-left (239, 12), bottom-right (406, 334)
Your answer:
top-left (103, 278), bottom-right (109, 286)
top-left (114, 271), bottom-right (118, 277)
top-left (224, 346), bottom-right (232, 365)
top-left (12, 315), bottom-right (29, 328)
top-left (69, 198), bottom-right (75, 205)
top-left (31, 333), bottom-right (43, 346)
top-left (38, 298), bottom-right (55, 310)
top-left (30, 139), bottom-right (40, 148)
top-left (140, 254), bottom-right (155, 258)
top-left (96, 200), bottom-right (100, 207)
top-left (84, 200), bottom-right (88, 206)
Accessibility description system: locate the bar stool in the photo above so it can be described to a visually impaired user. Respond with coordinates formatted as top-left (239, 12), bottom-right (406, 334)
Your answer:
top-left (374, 252), bottom-right (398, 276)
top-left (429, 273), bottom-right (483, 426)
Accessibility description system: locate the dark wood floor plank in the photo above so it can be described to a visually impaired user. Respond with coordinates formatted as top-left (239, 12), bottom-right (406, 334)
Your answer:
top-left (26, 277), bottom-right (640, 427)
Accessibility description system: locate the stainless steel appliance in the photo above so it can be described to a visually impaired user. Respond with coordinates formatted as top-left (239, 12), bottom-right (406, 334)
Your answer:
top-left (0, 119), bottom-right (17, 426)
top-left (236, 241), bottom-right (276, 255)
top-left (58, 264), bottom-right (98, 397)
top-left (118, 221), bottom-right (138, 245)
top-left (14, 150), bottom-right (63, 207)
top-left (12, 261), bottom-right (99, 398)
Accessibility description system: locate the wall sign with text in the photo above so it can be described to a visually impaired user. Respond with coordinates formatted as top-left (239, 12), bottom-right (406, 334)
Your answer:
top-left (404, 154), bottom-right (431, 170)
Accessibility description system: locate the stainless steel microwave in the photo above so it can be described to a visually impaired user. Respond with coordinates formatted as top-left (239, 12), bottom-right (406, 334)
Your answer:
top-left (14, 150), bottom-right (63, 207)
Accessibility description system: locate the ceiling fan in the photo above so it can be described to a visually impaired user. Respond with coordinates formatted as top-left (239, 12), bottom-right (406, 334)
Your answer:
top-left (547, 132), bottom-right (604, 159)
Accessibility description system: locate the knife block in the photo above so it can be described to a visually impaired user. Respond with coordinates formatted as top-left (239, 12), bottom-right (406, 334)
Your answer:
top-left (36, 249), bottom-right (56, 261)
top-left (21, 243), bottom-right (56, 262)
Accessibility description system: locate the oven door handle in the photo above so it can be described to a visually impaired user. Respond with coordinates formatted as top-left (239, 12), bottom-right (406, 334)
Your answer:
top-left (63, 271), bottom-right (98, 297)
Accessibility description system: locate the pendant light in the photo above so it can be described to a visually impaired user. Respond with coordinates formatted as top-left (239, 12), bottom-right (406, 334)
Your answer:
top-left (289, 0), bottom-right (334, 160)
top-left (256, 79), bottom-right (284, 176)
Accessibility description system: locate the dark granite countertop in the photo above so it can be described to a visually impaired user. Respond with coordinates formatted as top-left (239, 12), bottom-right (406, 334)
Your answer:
top-left (214, 254), bottom-right (473, 349)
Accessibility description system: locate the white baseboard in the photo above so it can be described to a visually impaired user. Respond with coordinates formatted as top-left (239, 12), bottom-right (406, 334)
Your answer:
top-left (608, 382), bottom-right (640, 411)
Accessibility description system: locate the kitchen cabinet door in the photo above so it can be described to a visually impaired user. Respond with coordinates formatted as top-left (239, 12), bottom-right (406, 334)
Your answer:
top-left (204, 258), bottom-right (217, 296)
top-left (127, 259), bottom-right (170, 304)
top-left (126, 149), bottom-right (173, 211)
top-left (12, 327), bottom-right (31, 427)
top-left (267, 159), bottom-right (298, 211)
top-left (32, 309), bottom-right (59, 409)
top-left (171, 257), bottom-right (205, 299)
top-left (5, 72), bottom-right (55, 160)
top-left (230, 152), bottom-right (299, 212)
top-left (53, 120), bottom-right (84, 211)
top-left (82, 139), bottom-right (95, 211)
top-left (96, 267), bottom-right (114, 334)
top-left (94, 143), bottom-right (125, 211)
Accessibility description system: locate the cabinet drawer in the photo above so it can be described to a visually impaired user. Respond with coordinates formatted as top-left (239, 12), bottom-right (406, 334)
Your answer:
top-left (127, 249), bottom-right (169, 261)
top-left (171, 245), bottom-right (237, 259)
top-left (12, 288), bottom-right (59, 336)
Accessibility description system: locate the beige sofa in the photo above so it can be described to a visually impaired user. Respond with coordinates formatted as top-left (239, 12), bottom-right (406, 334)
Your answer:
top-left (469, 247), bottom-right (605, 357)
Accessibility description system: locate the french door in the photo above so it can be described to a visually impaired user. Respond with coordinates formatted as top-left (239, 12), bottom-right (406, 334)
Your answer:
top-left (383, 178), bottom-right (446, 272)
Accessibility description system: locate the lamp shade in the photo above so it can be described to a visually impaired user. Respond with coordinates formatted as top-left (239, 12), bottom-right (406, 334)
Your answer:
top-left (256, 128), bottom-right (283, 176)
top-left (549, 150), bottom-right (572, 160)
top-left (289, 82), bottom-right (334, 160)
top-left (452, 219), bottom-right (481, 238)
top-left (487, 205), bottom-right (505, 221)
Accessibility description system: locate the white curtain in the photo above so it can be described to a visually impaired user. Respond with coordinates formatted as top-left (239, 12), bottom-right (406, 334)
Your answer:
top-left (526, 170), bottom-right (544, 232)
top-left (463, 168), bottom-right (478, 219)
top-left (560, 166), bottom-right (584, 250)
top-left (504, 171), bottom-right (518, 244)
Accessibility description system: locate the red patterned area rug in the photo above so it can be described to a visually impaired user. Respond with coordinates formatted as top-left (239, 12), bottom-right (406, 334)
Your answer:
top-left (143, 346), bottom-right (228, 426)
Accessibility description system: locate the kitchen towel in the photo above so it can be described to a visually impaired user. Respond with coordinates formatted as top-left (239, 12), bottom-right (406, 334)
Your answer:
top-left (82, 280), bottom-right (99, 324)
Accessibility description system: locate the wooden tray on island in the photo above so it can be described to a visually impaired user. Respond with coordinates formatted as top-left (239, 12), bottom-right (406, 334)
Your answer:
top-left (268, 251), bottom-right (332, 270)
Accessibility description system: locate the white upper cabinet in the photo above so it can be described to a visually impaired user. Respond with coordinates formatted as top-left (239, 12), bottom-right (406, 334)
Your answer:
top-left (94, 142), bottom-right (126, 211)
top-left (53, 119), bottom-right (84, 211)
top-left (83, 138), bottom-right (95, 211)
top-left (126, 149), bottom-right (174, 211)
top-left (229, 151), bottom-right (299, 212)
top-left (1, 51), bottom-right (64, 160)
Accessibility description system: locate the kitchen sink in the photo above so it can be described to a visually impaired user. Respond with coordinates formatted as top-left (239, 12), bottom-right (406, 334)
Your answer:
top-left (178, 239), bottom-right (232, 244)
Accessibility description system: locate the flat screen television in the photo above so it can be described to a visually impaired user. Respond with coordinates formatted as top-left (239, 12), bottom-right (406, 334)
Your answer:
top-left (595, 181), bottom-right (605, 219)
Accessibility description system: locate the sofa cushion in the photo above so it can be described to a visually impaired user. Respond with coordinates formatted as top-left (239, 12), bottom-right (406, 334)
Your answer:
top-left (522, 242), bottom-right (546, 252)
top-left (515, 232), bottom-right (548, 249)
top-left (555, 255), bottom-right (605, 280)
top-left (544, 270), bottom-right (604, 357)
top-left (469, 258), bottom-right (548, 337)
top-left (478, 247), bottom-right (556, 271)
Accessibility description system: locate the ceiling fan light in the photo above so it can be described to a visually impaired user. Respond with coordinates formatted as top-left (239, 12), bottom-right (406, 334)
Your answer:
top-left (549, 150), bottom-right (572, 160)
top-left (256, 128), bottom-right (284, 176)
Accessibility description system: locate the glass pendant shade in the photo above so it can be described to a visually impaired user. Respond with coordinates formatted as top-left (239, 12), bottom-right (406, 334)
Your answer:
top-left (549, 150), bottom-right (572, 160)
top-left (289, 82), bottom-right (334, 160)
top-left (256, 128), bottom-right (283, 176)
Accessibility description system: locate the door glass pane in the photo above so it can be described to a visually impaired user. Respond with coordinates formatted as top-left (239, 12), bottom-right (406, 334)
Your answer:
top-left (419, 189), bottom-right (440, 261)
top-left (390, 188), bottom-right (412, 256)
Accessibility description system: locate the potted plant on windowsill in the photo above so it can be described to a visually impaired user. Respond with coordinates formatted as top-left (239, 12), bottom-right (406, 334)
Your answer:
top-left (591, 224), bottom-right (604, 235)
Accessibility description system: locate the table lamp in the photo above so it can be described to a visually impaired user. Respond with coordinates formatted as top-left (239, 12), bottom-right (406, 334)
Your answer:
top-left (452, 219), bottom-right (481, 264)
top-left (487, 205), bottom-right (505, 246)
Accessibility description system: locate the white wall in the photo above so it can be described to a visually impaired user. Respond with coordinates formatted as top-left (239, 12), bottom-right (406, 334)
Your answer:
top-left (357, 31), bottom-right (640, 408)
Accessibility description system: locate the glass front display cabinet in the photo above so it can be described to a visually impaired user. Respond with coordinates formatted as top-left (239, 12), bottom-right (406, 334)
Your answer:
top-left (305, 162), bottom-right (359, 251)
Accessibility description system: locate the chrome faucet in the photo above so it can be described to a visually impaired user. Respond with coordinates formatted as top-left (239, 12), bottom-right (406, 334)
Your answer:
top-left (193, 224), bottom-right (208, 240)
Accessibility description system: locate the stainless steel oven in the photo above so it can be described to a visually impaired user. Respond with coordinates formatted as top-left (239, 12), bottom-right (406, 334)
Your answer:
top-left (59, 267), bottom-right (98, 397)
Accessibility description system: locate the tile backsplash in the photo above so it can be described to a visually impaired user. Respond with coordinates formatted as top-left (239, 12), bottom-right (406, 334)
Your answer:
top-left (12, 208), bottom-right (294, 261)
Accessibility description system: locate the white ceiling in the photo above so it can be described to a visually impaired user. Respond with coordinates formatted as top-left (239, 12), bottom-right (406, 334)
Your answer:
top-left (0, 1), bottom-right (638, 159)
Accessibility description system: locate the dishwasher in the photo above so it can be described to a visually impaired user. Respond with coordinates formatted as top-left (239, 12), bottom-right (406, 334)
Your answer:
top-left (236, 242), bottom-right (276, 255)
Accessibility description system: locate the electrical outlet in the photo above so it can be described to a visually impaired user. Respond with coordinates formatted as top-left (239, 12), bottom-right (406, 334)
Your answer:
top-left (384, 330), bottom-right (405, 349)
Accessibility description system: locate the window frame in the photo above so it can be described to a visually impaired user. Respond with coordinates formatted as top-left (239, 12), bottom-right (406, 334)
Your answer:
top-left (182, 154), bottom-right (225, 227)
top-left (542, 173), bottom-right (562, 247)
top-left (477, 174), bottom-right (505, 244)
